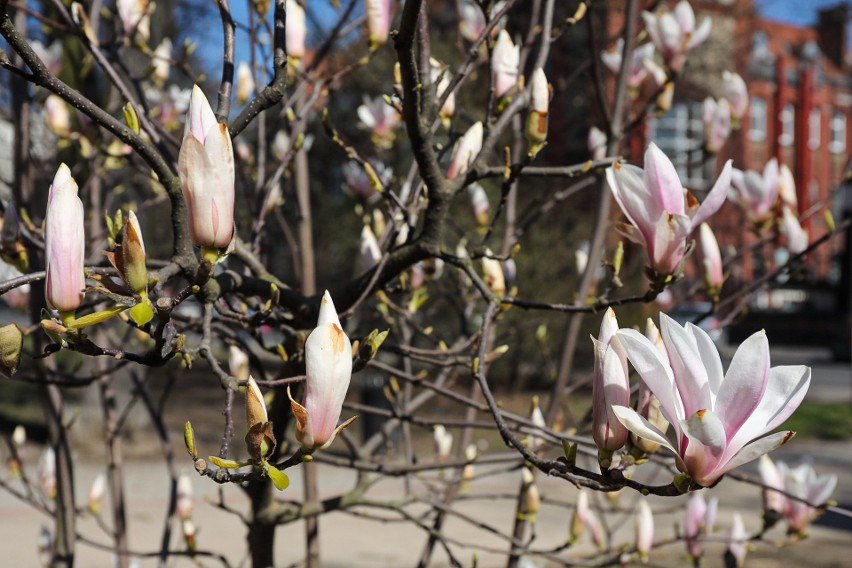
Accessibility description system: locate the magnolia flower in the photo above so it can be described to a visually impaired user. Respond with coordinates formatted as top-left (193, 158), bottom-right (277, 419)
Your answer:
top-left (606, 143), bottom-right (732, 276)
top-left (729, 159), bottom-right (780, 223)
top-left (758, 454), bottom-right (786, 523)
top-left (152, 38), bottom-right (172, 85)
top-left (342, 160), bottom-right (390, 204)
top-left (491, 30), bottom-right (519, 100)
top-left (591, 309), bottom-right (630, 458)
top-left (117, 0), bottom-right (151, 41)
top-left (778, 460), bottom-right (837, 535)
top-left (685, 492), bottom-right (710, 559)
top-left (447, 122), bottom-right (483, 180)
top-left (699, 223), bottom-right (724, 294)
top-left (526, 68), bottom-right (549, 154)
top-left (778, 164), bottom-right (797, 209)
top-left (645, 59), bottom-right (674, 113)
top-left (469, 183), bottom-right (490, 227)
top-left (612, 313), bottom-right (811, 487)
top-left (358, 225), bottom-right (382, 274)
top-left (87, 473), bottom-right (107, 514)
top-left (365, 0), bottom-right (393, 47)
top-left (588, 127), bottom-right (607, 161)
top-left (642, 0), bottom-right (711, 72)
top-left (229, 345), bottom-right (250, 381)
top-left (45, 164), bottom-right (86, 314)
top-left (781, 207), bottom-right (809, 255)
top-left (600, 40), bottom-right (656, 89)
top-left (703, 97), bottom-right (731, 154)
top-left (176, 472), bottom-right (194, 521)
top-left (433, 424), bottom-right (453, 462)
top-left (286, 0), bottom-right (306, 59)
top-left (178, 85), bottom-right (235, 251)
top-left (722, 71), bottom-right (748, 123)
top-left (45, 95), bottom-right (72, 138)
top-left (635, 499), bottom-right (654, 561)
top-left (236, 62), bottom-right (255, 105)
top-left (431, 60), bottom-right (456, 125)
top-left (357, 96), bottom-right (401, 148)
top-left (521, 468), bottom-right (541, 520)
top-left (482, 255), bottom-right (505, 296)
top-left (458, 0), bottom-right (506, 43)
top-left (289, 291), bottom-right (354, 451)
top-left (727, 512), bottom-right (748, 567)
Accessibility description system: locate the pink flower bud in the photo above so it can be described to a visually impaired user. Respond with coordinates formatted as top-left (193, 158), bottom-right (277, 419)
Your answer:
top-left (722, 71), bottom-right (748, 122)
top-left (781, 206), bottom-right (808, 255)
top-left (286, 0), bottom-right (306, 59)
top-left (447, 122), bottom-right (483, 180)
top-left (236, 62), bottom-right (255, 105)
top-left (635, 499), bottom-right (654, 559)
top-left (45, 164), bottom-right (86, 314)
top-left (699, 223), bottom-right (724, 293)
top-left (591, 309), bottom-right (630, 456)
top-left (703, 97), bottom-right (731, 154)
top-left (758, 454), bottom-right (785, 517)
top-left (289, 291), bottom-right (354, 451)
top-left (727, 512), bottom-right (748, 567)
top-left (229, 345), bottom-right (250, 381)
top-left (685, 492), bottom-right (706, 559)
top-left (526, 68), bottom-right (550, 152)
top-left (44, 95), bottom-right (71, 138)
top-left (178, 86), bottom-right (235, 250)
top-left (365, 0), bottom-right (393, 47)
top-left (491, 30), bottom-right (519, 100)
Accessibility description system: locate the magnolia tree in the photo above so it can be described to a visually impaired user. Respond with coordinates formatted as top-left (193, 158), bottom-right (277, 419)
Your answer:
top-left (0, 0), bottom-right (847, 567)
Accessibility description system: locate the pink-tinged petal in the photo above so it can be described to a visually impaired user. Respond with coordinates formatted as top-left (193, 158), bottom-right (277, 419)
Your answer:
top-left (660, 314), bottom-right (712, 417)
top-left (714, 431), bottom-right (796, 479)
top-left (635, 499), bottom-right (654, 557)
top-left (715, 331), bottom-right (770, 443)
top-left (657, 13), bottom-right (682, 54)
top-left (202, 123), bottom-right (236, 247)
top-left (45, 166), bottom-right (86, 312)
top-left (317, 290), bottom-right (342, 327)
top-left (808, 474), bottom-right (837, 505)
top-left (285, 0), bottom-right (306, 58)
top-left (674, 0), bottom-right (695, 32)
top-left (680, 410), bottom-right (726, 486)
top-left (641, 12), bottom-right (661, 48)
top-left (685, 322), bottom-right (724, 398)
top-left (691, 159), bottom-right (732, 228)
top-left (447, 121), bottom-right (483, 180)
top-left (617, 329), bottom-right (684, 430)
top-left (187, 85), bottom-right (218, 142)
top-left (607, 163), bottom-right (658, 246)
top-left (594, 343), bottom-right (630, 451)
top-left (178, 133), bottom-right (217, 246)
top-left (699, 223), bottom-right (724, 290)
top-left (651, 212), bottom-right (690, 274)
top-left (685, 491), bottom-right (706, 559)
top-left (612, 405), bottom-right (677, 455)
top-left (689, 17), bottom-right (712, 49)
top-left (644, 143), bottom-right (684, 215)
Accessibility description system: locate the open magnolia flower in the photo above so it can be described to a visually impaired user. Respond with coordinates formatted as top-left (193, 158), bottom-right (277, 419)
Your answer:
top-left (606, 143), bottom-right (732, 277)
top-left (612, 313), bottom-right (811, 487)
top-left (642, 0), bottom-right (711, 72)
top-left (289, 291), bottom-right (355, 452)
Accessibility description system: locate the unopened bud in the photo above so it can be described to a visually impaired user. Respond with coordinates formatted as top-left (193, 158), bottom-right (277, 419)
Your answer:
top-left (0, 323), bottom-right (23, 377)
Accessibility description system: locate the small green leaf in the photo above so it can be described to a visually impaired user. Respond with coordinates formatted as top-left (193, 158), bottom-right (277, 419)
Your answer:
top-left (208, 456), bottom-right (243, 469)
top-left (65, 305), bottom-right (128, 330)
top-left (184, 421), bottom-right (197, 459)
top-left (129, 301), bottom-right (154, 326)
top-left (266, 464), bottom-right (289, 490)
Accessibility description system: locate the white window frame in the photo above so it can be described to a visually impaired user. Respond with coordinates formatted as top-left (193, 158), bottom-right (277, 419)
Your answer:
top-left (808, 108), bottom-right (821, 151)
top-left (749, 98), bottom-right (767, 142)
top-left (829, 111), bottom-right (847, 154)
top-left (779, 103), bottom-right (795, 147)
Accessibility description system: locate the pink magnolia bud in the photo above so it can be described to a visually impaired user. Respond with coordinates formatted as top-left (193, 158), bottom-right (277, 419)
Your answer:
top-left (727, 513), bottom-right (748, 567)
top-left (781, 206), bottom-right (808, 255)
top-left (117, 0), bottom-right (151, 42)
top-left (587, 127), bottom-right (607, 161)
top-left (491, 30), bottom-right (519, 100)
top-left (365, 0), bottom-right (393, 47)
top-left (703, 97), bottom-right (731, 154)
top-left (778, 164), bottom-right (798, 209)
top-left (229, 345), bottom-right (250, 381)
top-left (289, 291), bottom-right (354, 451)
top-left (447, 122), bottom-right (483, 180)
top-left (45, 95), bottom-right (72, 138)
top-left (286, 0), bottom-right (306, 59)
top-left (358, 225), bottom-right (382, 274)
top-left (722, 71), bottom-right (748, 123)
top-left (758, 454), bottom-right (785, 518)
top-left (591, 309), bottom-right (630, 458)
top-left (522, 467), bottom-right (541, 519)
top-left (635, 499), bottom-right (654, 560)
top-left (152, 38), bottom-right (172, 85)
top-left (481, 254), bottom-right (505, 296)
top-left (468, 183), bottom-right (490, 227)
top-left (699, 223), bottom-right (724, 293)
top-left (526, 68), bottom-right (550, 153)
top-left (178, 86), bottom-right (235, 251)
top-left (685, 492), bottom-right (707, 560)
top-left (236, 62), bottom-right (255, 105)
top-left (45, 164), bottom-right (86, 314)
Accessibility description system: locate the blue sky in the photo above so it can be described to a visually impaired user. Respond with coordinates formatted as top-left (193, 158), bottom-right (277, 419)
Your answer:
top-left (756, 0), bottom-right (849, 24)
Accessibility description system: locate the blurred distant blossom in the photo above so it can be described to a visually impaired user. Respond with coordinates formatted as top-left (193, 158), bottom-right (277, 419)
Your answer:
top-left (722, 71), bottom-right (748, 124)
top-left (645, 58), bottom-right (674, 113)
top-left (642, 0), bottom-right (711, 72)
top-left (117, 0), bottom-right (152, 42)
top-left (491, 30), bottom-right (520, 100)
top-left (685, 492), bottom-right (718, 560)
top-left (777, 459), bottom-right (836, 535)
top-left (778, 163), bottom-right (798, 209)
top-left (730, 159), bottom-right (780, 223)
top-left (342, 160), bottom-right (390, 204)
top-left (601, 40), bottom-right (655, 90)
top-left (781, 206), bottom-right (809, 255)
top-left (703, 97), bottom-right (731, 154)
top-left (357, 96), bottom-right (401, 149)
top-left (458, 0), bottom-right (506, 43)
top-left (587, 127), bottom-right (607, 161)
top-left (30, 41), bottom-right (62, 75)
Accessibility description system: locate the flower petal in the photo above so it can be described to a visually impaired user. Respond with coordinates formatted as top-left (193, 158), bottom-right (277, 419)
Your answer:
top-left (691, 159), bottom-right (732, 228)
top-left (715, 330), bottom-right (770, 443)
top-left (685, 322), bottom-right (724, 398)
top-left (680, 409), bottom-right (726, 486)
top-left (714, 431), bottom-right (796, 479)
top-left (644, 143), bottom-right (684, 215)
top-left (607, 162), bottom-right (657, 245)
top-left (612, 405), bottom-right (677, 454)
top-left (660, 314), bottom-right (712, 417)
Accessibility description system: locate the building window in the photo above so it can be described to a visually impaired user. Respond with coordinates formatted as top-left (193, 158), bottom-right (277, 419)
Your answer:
top-left (830, 111), bottom-right (847, 154)
top-left (779, 103), bottom-right (795, 147)
top-left (808, 108), bottom-right (821, 150)
top-left (749, 98), bottom-right (767, 142)
top-left (648, 102), bottom-right (708, 188)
